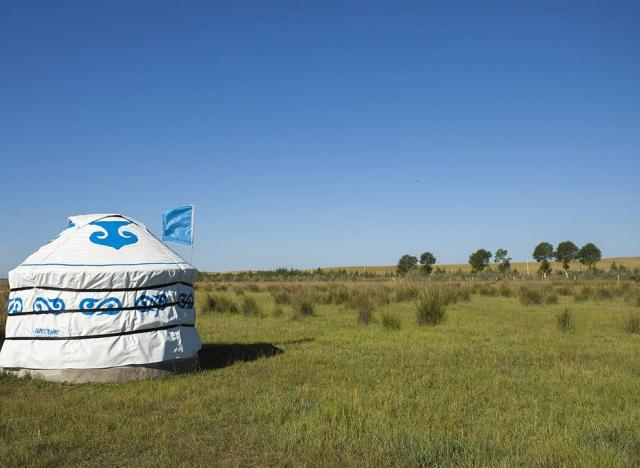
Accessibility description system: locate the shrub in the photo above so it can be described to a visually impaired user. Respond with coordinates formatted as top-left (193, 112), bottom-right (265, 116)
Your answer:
top-left (518, 285), bottom-right (544, 305)
top-left (381, 311), bottom-right (401, 330)
top-left (242, 296), bottom-right (261, 316)
top-left (626, 314), bottom-right (640, 334)
top-left (415, 290), bottom-right (446, 326)
top-left (557, 308), bottom-right (573, 332)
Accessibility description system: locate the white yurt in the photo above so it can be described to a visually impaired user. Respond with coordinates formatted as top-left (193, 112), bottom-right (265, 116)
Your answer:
top-left (0, 213), bottom-right (201, 383)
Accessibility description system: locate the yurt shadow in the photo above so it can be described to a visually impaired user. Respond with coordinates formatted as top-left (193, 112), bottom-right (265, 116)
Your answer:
top-left (197, 343), bottom-right (283, 370)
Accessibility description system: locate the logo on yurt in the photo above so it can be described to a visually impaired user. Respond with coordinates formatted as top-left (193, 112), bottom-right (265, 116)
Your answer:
top-left (89, 220), bottom-right (139, 250)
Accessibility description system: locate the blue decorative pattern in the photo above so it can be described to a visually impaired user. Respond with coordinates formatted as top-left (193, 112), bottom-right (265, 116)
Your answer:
top-left (178, 293), bottom-right (194, 309)
top-left (135, 294), bottom-right (169, 312)
top-left (33, 297), bottom-right (66, 315)
top-left (7, 298), bottom-right (23, 315)
top-left (79, 297), bottom-right (123, 316)
top-left (89, 220), bottom-right (138, 250)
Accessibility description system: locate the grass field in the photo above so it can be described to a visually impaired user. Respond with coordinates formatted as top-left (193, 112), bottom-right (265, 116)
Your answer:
top-left (1, 280), bottom-right (640, 466)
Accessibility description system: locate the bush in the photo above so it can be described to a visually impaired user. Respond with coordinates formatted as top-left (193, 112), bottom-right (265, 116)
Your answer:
top-left (626, 314), bottom-right (640, 334)
top-left (518, 285), bottom-right (544, 305)
top-left (415, 290), bottom-right (446, 326)
top-left (557, 308), bottom-right (573, 332)
top-left (381, 311), bottom-right (401, 330)
top-left (242, 296), bottom-right (261, 316)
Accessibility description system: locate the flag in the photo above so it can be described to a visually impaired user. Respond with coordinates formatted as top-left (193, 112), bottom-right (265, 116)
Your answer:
top-left (162, 205), bottom-right (194, 245)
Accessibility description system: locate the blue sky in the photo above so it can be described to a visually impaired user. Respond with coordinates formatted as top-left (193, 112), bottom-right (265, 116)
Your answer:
top-left (1, 1), bottom-right (638, 274)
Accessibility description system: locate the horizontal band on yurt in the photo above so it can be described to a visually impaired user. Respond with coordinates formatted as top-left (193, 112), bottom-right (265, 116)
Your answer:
top-left (8, 300), bottom-right (193, 316)
top-left (3, 323), bottom-right (196, 341)
top-left (10, 280), bottom-right (194, 293)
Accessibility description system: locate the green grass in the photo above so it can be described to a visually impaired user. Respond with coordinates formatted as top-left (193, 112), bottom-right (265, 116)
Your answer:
top-left (1, 285), bottom-right (640, 466)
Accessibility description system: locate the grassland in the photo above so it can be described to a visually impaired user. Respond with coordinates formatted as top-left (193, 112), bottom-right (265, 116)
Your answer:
top-left (1, 280), bottom-right (640, 466)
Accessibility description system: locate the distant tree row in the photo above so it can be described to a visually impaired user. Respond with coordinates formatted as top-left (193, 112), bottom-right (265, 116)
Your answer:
top-left (533, 241), bottom-right (601, 276)
top-left (397, 252), bottom-right (436, 276)
top-left (397, 242), bottom-right (602, 276)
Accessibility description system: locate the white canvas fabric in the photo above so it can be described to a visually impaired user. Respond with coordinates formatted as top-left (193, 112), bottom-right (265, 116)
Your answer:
top-left (0, 213), bottom-right (201, 370)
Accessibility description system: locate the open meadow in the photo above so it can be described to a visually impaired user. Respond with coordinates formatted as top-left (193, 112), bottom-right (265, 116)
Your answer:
top-left (1, 278), bottom-right (640, 466)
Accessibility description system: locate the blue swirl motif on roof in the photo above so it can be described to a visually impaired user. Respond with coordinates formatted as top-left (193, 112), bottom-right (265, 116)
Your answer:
top-left (34, 297), bottom-right (65, 315)
top-left (178, 293), bottom-right (193, 309)
top-left (7, 298), bottom-right (23, 315)
top-left (135, 294), bottom-right (169, 312)
top-left (79, 297), bottom-right (123, 316)
top-left (89, 220), bottom-right (138, 250)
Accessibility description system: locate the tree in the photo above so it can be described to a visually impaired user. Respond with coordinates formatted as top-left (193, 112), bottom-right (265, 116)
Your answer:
top-left (397, 255), bottom-right (418, 275)
top-left (555, 241), bottom-right (578, 272)
top-left (469, 249), bottom-right (492, 272)
top-left (494, 248), bottom-right (511, 273)
top-left (577, 243), bottom-right (602, 269)
top-left (533, 242), bottom-right (554, 276)
top-left (419, 251), bottom-right (436, 274)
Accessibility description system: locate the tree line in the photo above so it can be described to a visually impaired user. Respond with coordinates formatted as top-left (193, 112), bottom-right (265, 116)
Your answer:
top-left (397, 242), bottom-right (602, 276)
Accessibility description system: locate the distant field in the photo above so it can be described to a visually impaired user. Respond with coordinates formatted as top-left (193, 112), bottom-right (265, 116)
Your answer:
top-left (322, 256), bottom-right (640, 275)
top-left (1, 280), bottom-right (640, 465)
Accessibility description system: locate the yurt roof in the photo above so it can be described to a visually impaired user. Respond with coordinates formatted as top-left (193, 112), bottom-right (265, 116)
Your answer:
top-left (9, 213), bottom-right (195, 289)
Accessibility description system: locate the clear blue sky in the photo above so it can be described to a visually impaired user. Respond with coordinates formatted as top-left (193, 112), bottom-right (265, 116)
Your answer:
top-left (2, 1), bottom-right (639, 274)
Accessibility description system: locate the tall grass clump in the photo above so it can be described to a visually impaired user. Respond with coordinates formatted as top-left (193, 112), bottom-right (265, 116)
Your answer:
top-left (349, 294), bottom-right (375, 325)
top-left (498, 282), bottom-right (513, 297)
top-left (544, 292), bottom-right (559, 304)
top-left (594, 286), bottom-right (614, 301)
top-left (381, 311), bottom-right (401, 330)
top-left (198, 293), bottom-right (217, 314)
top-left (574, 285), bottom-right (593, 302)
top-left (557, 308), bottom-right (573, 332)
top-left (518, 285), bottom-right (544, 305)
top-left (272, 290), bottom-right (291, 305)
top-left (292, 297), bottom-right (315, 318)
top-left (395, 284), bottom-right (421, 302)
top-left (242, 296), bottom-right (262, 316)
top-left (415, 289), bottom-right (446, 326)
top-left (625, 313), bottom-right (640, 334)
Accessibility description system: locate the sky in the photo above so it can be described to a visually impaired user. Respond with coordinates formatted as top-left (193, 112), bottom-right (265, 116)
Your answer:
top-left (1, 1), bottom-right (639, 274)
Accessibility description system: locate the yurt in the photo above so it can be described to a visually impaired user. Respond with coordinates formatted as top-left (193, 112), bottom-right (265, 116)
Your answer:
top-left (0, 213), bottom-right (201, 383)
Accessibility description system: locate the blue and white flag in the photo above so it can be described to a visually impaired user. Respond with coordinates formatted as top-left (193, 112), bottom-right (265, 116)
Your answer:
top-left (162, 205), bottom-right (194, 245)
